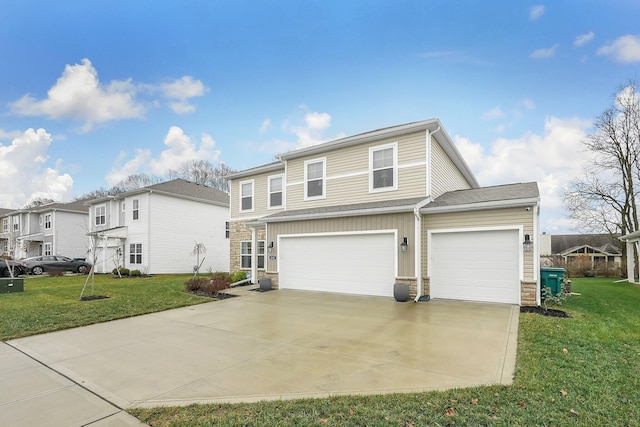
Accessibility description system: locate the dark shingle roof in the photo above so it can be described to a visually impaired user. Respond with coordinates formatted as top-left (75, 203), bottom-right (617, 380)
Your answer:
top-left (551, 234), bottom-right (621, 254)
top-left (145, 179), bottom-right (229, 205)
top-left (424, 182), bottom-right (539, 209)
top-left (37, 199), bottom-right (89, 213)
top-left (262, 197), bottom-right (427, 222)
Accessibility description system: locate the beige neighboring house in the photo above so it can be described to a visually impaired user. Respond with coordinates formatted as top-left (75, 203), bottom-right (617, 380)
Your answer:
top-left (539, 233), bottom-right (622, 270)
top-left (0, 200), bottom-right (89, 260)
top-left (227, 119), bottom-right (541, 306)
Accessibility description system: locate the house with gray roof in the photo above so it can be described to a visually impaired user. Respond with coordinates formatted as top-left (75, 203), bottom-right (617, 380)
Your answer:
top-left (0, 200), bottom-right (89, 260)
top-left (85, 178), bottom-right (230, 274)
top-left (227, 119), bottom-right (541, 306)
top-left (539, 233), bottom-right (622, 273)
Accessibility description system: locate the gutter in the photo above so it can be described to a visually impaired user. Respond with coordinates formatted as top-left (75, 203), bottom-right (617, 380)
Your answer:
top-left (261, 204), bottom-right (419, 223)
top-left (421, 197), bottom-right (540, 215)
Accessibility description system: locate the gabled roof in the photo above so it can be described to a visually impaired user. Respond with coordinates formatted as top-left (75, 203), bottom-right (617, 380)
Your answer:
top-left (33, 199), bottom-right (89, 214)
top-left (85, 179), bottom-right (229, 207)
top-left (560, 244), bottom-right (622, 257)
top-left (422, 182), bottom-right (539, 214)
top-left (227, 119), bottom-right (479, 188)
top-left (0, 208), bottom-right (13, 217)
top-left (225, 161), bottom-right (284, 180)
top-left (551, 234), bottom-right (621, 254)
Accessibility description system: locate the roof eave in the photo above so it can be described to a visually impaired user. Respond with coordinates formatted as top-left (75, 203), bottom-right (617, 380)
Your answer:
top-left (421, 197), bottom-right (540, 215)
top-left (262, 204), bottom-right (418, 223)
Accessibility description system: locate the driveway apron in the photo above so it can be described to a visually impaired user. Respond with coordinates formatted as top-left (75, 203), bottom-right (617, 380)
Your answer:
top-left (7, 288), bottom-right (519, 412)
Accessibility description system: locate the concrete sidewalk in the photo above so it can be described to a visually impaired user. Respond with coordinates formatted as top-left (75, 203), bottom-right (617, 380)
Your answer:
top-left (4, 288), bottom-right (519, 424)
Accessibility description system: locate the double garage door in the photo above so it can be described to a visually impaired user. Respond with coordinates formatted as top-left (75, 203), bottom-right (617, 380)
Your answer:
top-left (429, 229), bottom-right (520, 304)
top-left (278, 233), bottom-right (396, 297)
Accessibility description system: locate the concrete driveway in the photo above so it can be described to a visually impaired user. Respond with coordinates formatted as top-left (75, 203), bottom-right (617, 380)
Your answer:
top-left (5, 287), bottom-right (519, 418)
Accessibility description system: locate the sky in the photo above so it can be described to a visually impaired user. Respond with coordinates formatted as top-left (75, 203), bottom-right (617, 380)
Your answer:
top-left (0, 1), bottom-right (639, 234)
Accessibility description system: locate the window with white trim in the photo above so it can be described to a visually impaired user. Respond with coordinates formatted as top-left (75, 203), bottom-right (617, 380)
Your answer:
top-left (44, 242), bottom-right (52, 256)
top-left (268, 175), bottom-right (283, 208)
top-left (225, 222), bottom-right (230, 239)
top-left (44, 213), bottom-right (52, 229)
top-left (12, 216), bottom-right (19, 231)
top-left (130, 243), bottom-right (142, 264)
top-left (305, 158), bottom-right (325, 199)
top-left (3, 218), bottom-right (9, 231)
top-left (39, 215), bottom-right (43, 225)
top-left (132, 199), bottom-right (139, 220)
top-left (240, 240), bottom-right (265, 269)
top-left (370, 143), bottom-right (397, 191)
top-left (240, 180), bottom-right (254, 212)
top-left (95, 205), bottom-right (106, 226)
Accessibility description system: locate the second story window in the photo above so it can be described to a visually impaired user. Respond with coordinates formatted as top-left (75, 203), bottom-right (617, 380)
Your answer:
top-left (132, 199), bottom-right (139, 220)
top-left (225, 221), bottom-right (230, 238)
top-left (44, 214), bottom-right (52, 229)
top-left (370, 143), bottom-right (397, 191)
top-left (240, 180), bottom-right (253, 212)
top-left (305, 158), bottom-right (325, 199)
top-left (12, 216), bottom-right (19, 231)
top-left (269, 175), bottom-right (283, 208)
top-left (2, 218), bottom-right (8, 231)
top-left (95, 205), bottom-right (106, 226)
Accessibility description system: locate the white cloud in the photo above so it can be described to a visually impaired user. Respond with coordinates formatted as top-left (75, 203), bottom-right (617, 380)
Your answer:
top-left (574, 31), bottom-right (595, 47)
top-left (520, 98), bottom-right (536, 111)
top-left (259, 119), bottom-right (272, 134)
top-left (597, 35), bottom-right (640, 63)
top-left (529, 5), bottom-right (545, 21)
top-left (160, 76), bottom-right (207, 114)
top-left (282, 109), bottom-right (334, 149)
top-left (105, 126), bottom-right (221, 186)
top-left (0, 128), bottom-right (73, 208)
top-left (9, 59), bottom-right (144, 131)
top-left (483, 105), bottom-right (504, 119)
top-left (530, 44), bottom-right (559, 59)
top-left (455, 116), bottom-right (593, 232)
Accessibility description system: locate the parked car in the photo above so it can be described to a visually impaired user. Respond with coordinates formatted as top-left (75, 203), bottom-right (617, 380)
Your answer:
top-left (22, 255), bottom-right (91, 275)
top-left (1, 259), bottom-right (28, 277)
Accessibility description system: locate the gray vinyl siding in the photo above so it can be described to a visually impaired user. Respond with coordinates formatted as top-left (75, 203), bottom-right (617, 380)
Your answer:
top-left (285, 131), bottom-right (428, 211)
top-left (266, 212), bottom-right (415, 277)
top-left (430, 138), bottom-right (472, 199)
top-left (422, 207), bottom-right (536, 281)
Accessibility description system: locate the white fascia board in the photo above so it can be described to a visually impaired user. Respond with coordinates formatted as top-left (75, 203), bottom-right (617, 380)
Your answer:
top-left (620, 230), bottom-right (640, 241)
top-left (226, 162), bottom-right (285, 180)
top-left (262, 205), bottom-right (418, 223)
top-left (421, 197), bottom-right (540, 215)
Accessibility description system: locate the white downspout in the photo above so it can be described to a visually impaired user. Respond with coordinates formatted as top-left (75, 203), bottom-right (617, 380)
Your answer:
top-left (251, 227), bottom-right (257, 284)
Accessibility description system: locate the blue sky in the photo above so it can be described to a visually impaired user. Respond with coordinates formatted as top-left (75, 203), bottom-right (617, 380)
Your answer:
top-left (1, 1), bottom-right (639, 233)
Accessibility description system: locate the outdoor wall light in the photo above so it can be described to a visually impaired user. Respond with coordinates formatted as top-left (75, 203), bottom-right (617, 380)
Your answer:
top-left (268, 241), bottom-right (274, 252)
top-left (400, 237), bottom-right (409, 252)
top-left (523, 234), bottom-right (533, 252)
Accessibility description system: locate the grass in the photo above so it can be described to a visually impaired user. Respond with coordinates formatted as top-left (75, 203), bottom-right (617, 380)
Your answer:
top-left (0, 274), bottom-right (209, 341)
top-left (130, 278), bottom-right (640, 426)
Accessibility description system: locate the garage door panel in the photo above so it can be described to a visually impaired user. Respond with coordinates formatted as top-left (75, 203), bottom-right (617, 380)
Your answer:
top-left (279, 233), bottom-right (396, 297)
top-left (430, 230), bottom-right (520, 304)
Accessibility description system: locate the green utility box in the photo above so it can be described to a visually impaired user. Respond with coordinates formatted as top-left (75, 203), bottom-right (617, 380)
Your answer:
top-left (0, 278), bottom-right (24, 294)
top-left (540, 267), bottom-right (566, 297)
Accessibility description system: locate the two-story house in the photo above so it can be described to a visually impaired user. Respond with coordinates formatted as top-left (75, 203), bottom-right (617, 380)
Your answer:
top-left (0, 200), bottom-right (89, 259)
top-left (228, 119), bottom-right (540, 306)
top-left (86, 178), bottom-right (230, 274)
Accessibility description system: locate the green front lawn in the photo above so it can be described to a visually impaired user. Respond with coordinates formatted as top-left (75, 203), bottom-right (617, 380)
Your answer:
top-left (0, 274), bottom-right (208, 341)
top-left (131, 278), bottom-right (640, 426)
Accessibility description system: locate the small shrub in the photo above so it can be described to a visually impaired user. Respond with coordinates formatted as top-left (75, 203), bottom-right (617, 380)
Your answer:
top-left (119, 268), bottom-right (130, 276)
top-left (541, 285), bottom-right (567, 311)
top-left (47, 270), bottom-right (65, 277)
top-left (209, 271), bottom-right (232, 293)
top-left (185, 277), bottom-right (209, 293)
top-left (130, 269), bottom-right (141, 277)
top-left (230, 270), bottom-right (247, 283)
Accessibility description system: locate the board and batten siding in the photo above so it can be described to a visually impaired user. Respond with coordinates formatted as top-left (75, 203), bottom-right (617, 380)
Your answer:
top-left (147, 192), bottom-right (230, 274)
top-left (266, 212), bottom-right (415, 277)
top-left (422, 207), bottom-right (536, 281)
top-left (284, 131), bottom-right (428, 211)
top-left (430, 138), bottom-right (472, 199)
top-left (230, 168), bottom-right (285, 220)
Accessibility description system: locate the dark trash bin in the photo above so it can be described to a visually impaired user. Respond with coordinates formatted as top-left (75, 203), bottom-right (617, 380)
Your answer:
top-left (540, 267), bottom-right (566, 298)
top-left (259, 277), bottom-right (272, 291)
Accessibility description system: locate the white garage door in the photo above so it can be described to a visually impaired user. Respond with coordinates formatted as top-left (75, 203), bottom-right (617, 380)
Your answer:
top-left (430, 229), bottom-right (520, 304)
top-left (279, 233), bottom-right (396, 297)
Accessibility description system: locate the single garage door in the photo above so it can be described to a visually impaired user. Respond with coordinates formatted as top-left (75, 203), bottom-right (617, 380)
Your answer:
top-left (430, 229), bottom-right (520, 304)
top-left (279, 233), bottom-right (396, 297)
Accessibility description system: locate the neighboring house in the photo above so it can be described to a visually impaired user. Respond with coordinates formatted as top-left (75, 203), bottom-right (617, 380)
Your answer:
top-left (227, 119), bottom-right (540, 306)
top-left (85, 179), bottom-right (230, 274)
top-left (539, 233), bottom-right (622, 271)
top-left (0, 201), bottom-right (89, 260)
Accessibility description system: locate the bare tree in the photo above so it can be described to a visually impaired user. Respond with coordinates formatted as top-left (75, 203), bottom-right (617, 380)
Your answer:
top-left (564, 81), bottom-right (640, 236)
top-left (112, 173), bottom-right (161, 192)
top-left (177, 160), bottom-right (234, 193)
top-left (23, 198), bottom-right (55, 209)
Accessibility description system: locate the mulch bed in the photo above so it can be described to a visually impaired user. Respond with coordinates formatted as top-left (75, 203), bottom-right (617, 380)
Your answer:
top-left (189, 290), bottom-right (238, 300)
top-left (79, 295), bottom-right (110, 301)
top-left (520, 306), bottom-right (571, 318)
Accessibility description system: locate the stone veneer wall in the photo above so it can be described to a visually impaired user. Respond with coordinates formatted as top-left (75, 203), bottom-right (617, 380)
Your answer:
top-left (397, 277), bottom-right (418, 298)
top-left (229, 220), bottom-right (266, 276)
top-left (520, 281), bottom-right (537, 306)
